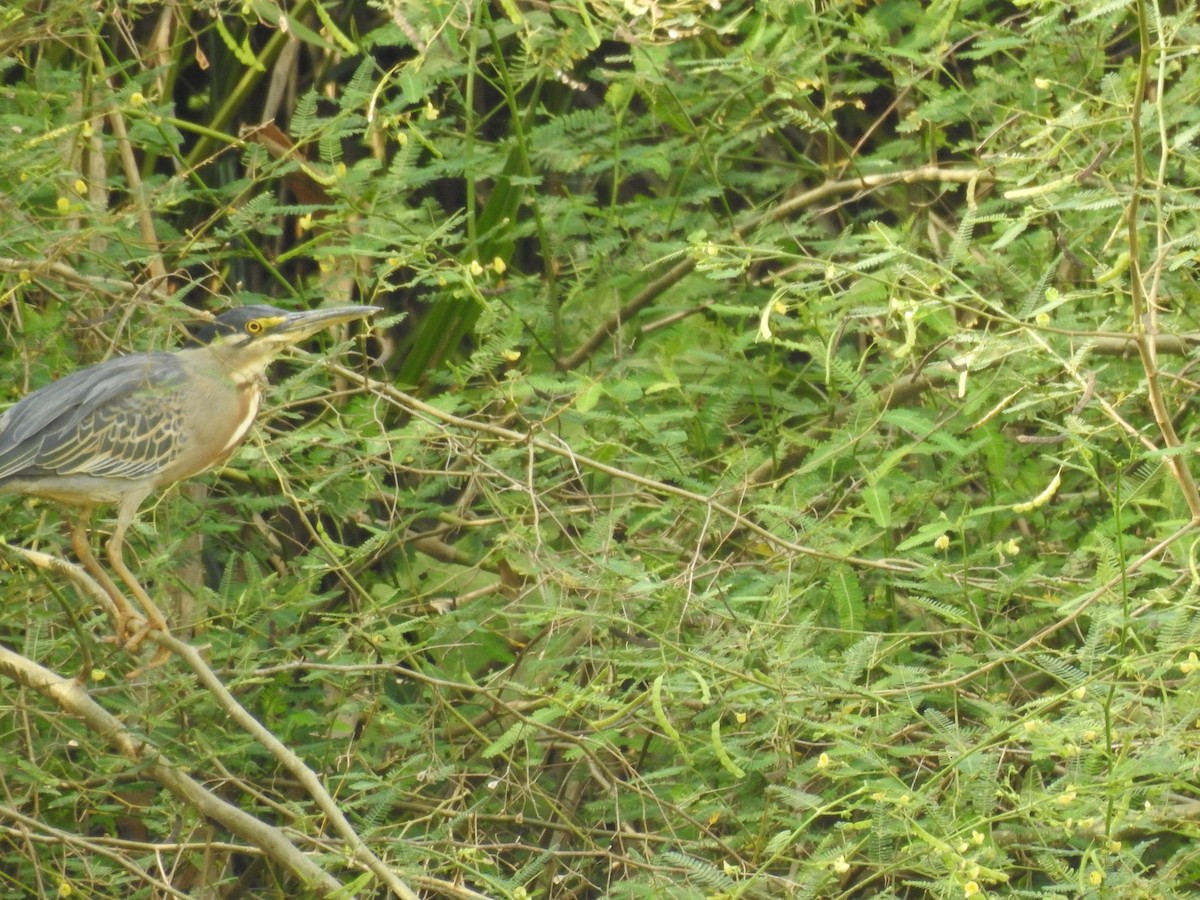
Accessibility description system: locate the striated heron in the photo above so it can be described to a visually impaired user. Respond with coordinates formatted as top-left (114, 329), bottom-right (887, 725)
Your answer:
top-left (0, 303), bottom-right (381, 658)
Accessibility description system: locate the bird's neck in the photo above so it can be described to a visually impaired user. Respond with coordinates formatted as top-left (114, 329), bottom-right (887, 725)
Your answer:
top-left (182, 344), bottom-right (276, 387)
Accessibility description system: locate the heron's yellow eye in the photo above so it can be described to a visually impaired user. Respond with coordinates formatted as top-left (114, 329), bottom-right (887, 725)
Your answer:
top-left (246, 319), bottom-right (264, 334)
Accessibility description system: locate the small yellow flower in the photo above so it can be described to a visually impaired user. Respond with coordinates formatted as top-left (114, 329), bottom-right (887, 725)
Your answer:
top-left (73, 179), bottom-right (86, 195)
top-left (735, 711), bottom-right (747, 725)
top-left (469, 259), bottom-right (484, 276)
top-left (817, 752), bottom-right (830, 770)
top-left (1035, 312), bottom-right (1050, 326)
top-left (1057, 790), bottom-right (1076, 805)
top-left (1181, 651), bottom-right (1200, 674)
top-left (501, 349), bottom-right (521, 362)
top-left (1071, 685), bottom-right (1086, 699)
top-left (1004, 538), bottom-right (1020, 555)
top-left (971, 830), bottom-right (984, 845)
top-left (832, 855), bottom-right (850, 874)
top-left (934, 533), bottom-right (951, 551)
top-left (1034, 77), bottom-right (1051, 89)
top-left (424, 101), bottom-right (439, 120)
top-left (1088, 869), bottom-right (1103, 887)
top-left (492, 256), bottom-right (506, 274)
top-left (963, 881), bottom-right (980, 898)
top-left (55, 197), bottom-right (70, 213)
top-left (129, 91), bottom-right (146, 106)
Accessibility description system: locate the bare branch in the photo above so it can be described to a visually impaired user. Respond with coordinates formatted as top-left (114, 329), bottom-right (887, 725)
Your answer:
top-left (0, 645), bottom-right (345, 896)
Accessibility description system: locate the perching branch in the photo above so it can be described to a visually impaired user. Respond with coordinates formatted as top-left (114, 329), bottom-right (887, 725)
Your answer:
top-left (6, 541), bottom-right (419, 899)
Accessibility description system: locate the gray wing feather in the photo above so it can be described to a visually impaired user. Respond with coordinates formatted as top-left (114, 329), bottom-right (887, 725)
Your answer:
top-left (0, 352), bottom-right (188, 482)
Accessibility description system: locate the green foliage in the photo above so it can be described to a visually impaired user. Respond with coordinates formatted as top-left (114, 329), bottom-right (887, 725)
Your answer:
top-left (5, 0), bottom-right (1200, 897)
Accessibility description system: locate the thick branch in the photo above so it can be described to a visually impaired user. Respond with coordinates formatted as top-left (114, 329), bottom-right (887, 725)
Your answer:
top-left (0, 645), bottom-right (344, 896)
top-left (7, 541), bottom-right (418, 899)
top-left (151, 633), bottom-right (421, 900)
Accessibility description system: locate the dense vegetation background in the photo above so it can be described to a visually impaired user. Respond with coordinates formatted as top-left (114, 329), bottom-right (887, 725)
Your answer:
top-left (3, 0), bottom-right (1200, 896)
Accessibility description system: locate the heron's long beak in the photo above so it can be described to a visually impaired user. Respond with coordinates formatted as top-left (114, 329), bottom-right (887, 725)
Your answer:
top-left (275, 305), bottom-right (383, 342)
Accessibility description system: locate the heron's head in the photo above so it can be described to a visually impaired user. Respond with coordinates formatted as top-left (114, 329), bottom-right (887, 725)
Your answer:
top-left (192, 304), bottom-right (381, 376)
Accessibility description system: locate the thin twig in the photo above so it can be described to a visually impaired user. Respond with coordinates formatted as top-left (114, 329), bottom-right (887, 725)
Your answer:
top-left (886, 520), bottom-right (1196, 696)
top-left (92, 45), bottom-right (168, 287)
top-left (1124, 0), bottom-right (1200, 520)
top-left (0, 256), bottom-right (142, 296)
top-left (555, 166), bottom-right (992, 371)
top-left (329, 364), bottom-right (917, 575)
top-left (0, 803), bottom-right (192, 899)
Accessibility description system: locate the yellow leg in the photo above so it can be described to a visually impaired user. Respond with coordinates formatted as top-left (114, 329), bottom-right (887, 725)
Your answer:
top-left (70, 513), bottom-right (143, 642)
top-left (107, 513), bottom-right (171, 668)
